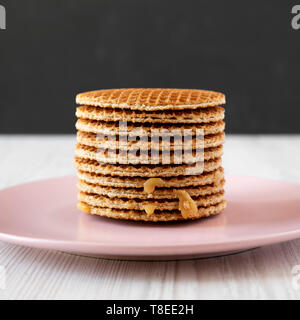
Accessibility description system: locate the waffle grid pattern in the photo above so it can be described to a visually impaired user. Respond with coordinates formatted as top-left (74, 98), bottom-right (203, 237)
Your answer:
top-left (76, 88), bottom-right (225, 110)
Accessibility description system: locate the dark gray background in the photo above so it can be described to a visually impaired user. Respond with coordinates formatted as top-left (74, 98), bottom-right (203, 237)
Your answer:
top-left (0, 0), bottom-right (299, 133)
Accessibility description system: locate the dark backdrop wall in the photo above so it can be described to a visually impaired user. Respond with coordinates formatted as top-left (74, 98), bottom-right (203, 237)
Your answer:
top-left (0, 0), bottom-right (299, 133)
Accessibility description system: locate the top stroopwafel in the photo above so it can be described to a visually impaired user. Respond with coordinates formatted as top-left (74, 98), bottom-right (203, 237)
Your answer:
top-left (76, 88), bottom-right (225, 111)
top-left (76, 105), bottom-right (225, 124)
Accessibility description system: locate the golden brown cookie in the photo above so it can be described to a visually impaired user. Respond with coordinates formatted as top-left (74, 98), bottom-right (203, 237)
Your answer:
top-left (77, 167), bottom-right (224, 188)
top-left (74, 156), bottom-right (222, 177)
top-left (77, 200), bottom-right (227, 221)
top-left (75, 143), bottom-right (223, 165)
top-left (77, 179), bottom-right (225, 199)
top-left (75, 119), bottom-right (225, 136)
top-left (76, 88), bottom-right (225, 111)
top-left (78, 190), bottom-right (224, 211)
top-left (76, 131), bottom-right (225, 151)
top-left (76, 105), bottom-right (225, 124)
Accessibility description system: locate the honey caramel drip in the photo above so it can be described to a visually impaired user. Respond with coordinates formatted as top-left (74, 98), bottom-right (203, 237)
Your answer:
top-left (144, 178), bottom-right (165, 194)
top-left (175, 190), bottom-right (198, 219)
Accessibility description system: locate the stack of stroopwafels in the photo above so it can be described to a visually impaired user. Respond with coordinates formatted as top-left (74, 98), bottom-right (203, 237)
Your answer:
top-left (75, 88), bottom-right (226, 222)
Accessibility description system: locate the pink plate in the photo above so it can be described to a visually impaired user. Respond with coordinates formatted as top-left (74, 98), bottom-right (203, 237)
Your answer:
top-left (0, 175), bottom-right (300, 260)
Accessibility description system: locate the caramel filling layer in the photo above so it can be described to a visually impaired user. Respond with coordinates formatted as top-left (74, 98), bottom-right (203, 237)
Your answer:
top-left (175, 190), bottom-right (198, 219)
top-left (77, 202), bottom-right (91, 214)
top-left (144, 178), bottom-right (165, 194)
top-left (143, 204), bottom-right (156, 216)
top-left (143, 178), bottom-right (199, 218)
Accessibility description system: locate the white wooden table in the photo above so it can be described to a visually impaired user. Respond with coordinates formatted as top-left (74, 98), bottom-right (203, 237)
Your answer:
top-left (0, 135), bottom-right (300, 300)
